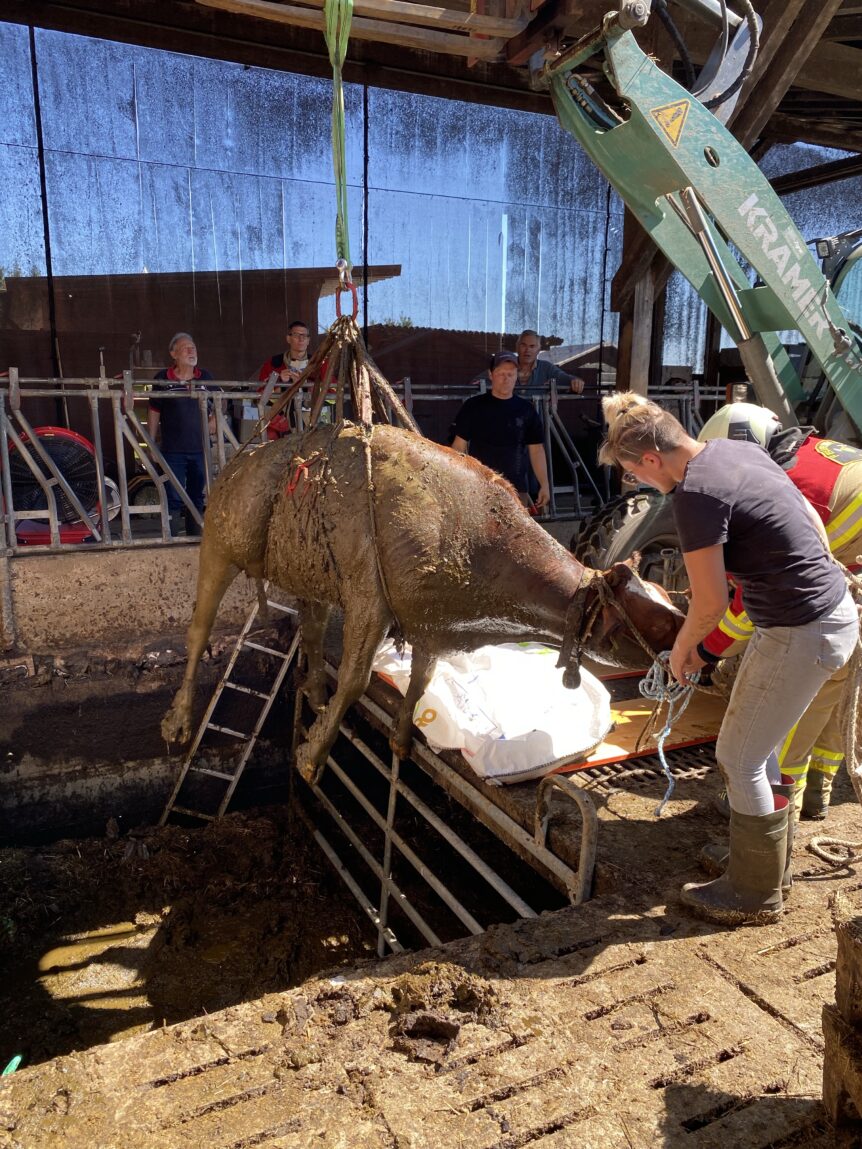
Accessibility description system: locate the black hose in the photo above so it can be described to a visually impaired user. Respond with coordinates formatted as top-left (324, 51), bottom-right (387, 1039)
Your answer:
top-left (703, 0), bottom-right (759, 110)
top-left (654, 0), bottom-right (696, 91)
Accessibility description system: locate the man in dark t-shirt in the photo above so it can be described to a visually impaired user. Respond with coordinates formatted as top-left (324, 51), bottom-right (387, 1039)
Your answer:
top-left (148, 332), bottom-right (217, 537)
top-left (451, 351), bottom-right (550, 508)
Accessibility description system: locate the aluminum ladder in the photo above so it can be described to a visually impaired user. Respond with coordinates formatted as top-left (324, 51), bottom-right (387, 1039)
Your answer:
top-left (159, 585), bottom-right (299, 824)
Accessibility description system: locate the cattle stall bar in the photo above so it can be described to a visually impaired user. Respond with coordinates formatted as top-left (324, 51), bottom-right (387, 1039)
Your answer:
top-left (283, 661), bottom-right (597, 958)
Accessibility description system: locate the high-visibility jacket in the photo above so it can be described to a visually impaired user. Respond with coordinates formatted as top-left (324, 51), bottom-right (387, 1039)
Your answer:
top-left (700, 435), bottom-right (862, 661)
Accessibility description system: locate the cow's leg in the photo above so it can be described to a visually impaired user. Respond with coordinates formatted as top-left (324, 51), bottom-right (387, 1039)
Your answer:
top-left (298, 598), bottom-right (331, 713)
top-left (162, 539), bottom-right (239, 744)
top-left (391, 646), bottom-right (436, 758)
top-left (296, 599), bottom-right (392, 785)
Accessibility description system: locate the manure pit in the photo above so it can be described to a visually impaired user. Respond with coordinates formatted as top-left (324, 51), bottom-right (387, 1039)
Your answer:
top-left (1, 666), bottom-right (860, 1146)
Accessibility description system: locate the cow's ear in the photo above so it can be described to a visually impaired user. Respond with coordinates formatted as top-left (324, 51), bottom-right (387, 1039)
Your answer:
top-left (605, 562), bottom-right (632, 587)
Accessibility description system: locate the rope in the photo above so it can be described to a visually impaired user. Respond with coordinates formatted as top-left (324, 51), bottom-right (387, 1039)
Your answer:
top-left (638, 651), bottom-right (700, 817)
top-left (323, 0), bottom-right (353, 269)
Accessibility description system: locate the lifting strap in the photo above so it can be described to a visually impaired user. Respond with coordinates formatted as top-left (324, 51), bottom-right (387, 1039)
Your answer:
top-left (323, 0), bottom-right (354, 271)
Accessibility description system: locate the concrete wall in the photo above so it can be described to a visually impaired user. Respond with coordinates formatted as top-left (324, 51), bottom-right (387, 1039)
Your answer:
top-left (3, 543), bottom-right (256, 655)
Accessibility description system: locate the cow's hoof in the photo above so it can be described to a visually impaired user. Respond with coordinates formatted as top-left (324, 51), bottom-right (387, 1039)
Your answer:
top-left (304, 682), bottom-right (328, 713)
top-left (296, 743), bottom-right (325, 786)
top-left (161, 707), bottom-right (191, 745)
top-left (389, 734), bottom-right (411, 760)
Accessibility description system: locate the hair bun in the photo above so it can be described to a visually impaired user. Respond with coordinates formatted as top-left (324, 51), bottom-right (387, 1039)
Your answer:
top-left (601, 392), bottom-right (648, 426)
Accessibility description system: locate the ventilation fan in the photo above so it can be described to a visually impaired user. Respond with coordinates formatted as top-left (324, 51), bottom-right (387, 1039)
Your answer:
top-left (8, 426), bottom-right (101, 544)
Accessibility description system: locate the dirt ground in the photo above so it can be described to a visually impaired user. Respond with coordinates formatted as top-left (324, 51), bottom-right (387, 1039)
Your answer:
top-left (0, 806), bottom-right (375, 1069)
top-left (2, 739), bottom-right (862, 1146)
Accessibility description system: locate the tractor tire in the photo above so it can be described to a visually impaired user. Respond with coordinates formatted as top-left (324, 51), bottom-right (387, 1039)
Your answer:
top-left (572, 492), bottom-right (687, 592)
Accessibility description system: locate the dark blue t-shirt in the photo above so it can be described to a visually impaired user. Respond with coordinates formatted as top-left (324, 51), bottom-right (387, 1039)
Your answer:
top-left (453, 391), bottom-right (544, 492)
top-left (149, 368), bottom-right (216, 454)
top-left (672, 438), bottom-right (846, 627)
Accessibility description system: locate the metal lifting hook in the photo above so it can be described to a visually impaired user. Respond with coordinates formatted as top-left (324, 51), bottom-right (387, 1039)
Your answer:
top-left (335, 258), bottom-right (359, 320)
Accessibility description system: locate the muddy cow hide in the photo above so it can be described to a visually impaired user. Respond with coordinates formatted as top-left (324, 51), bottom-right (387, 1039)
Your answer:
top-left (162, 422), bottom-right (685, 782)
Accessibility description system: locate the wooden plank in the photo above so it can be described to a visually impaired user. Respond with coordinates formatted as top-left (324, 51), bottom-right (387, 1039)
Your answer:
top-left (197, 0), bottom-right (527, 36)
top-left (765, 113), bottom-right (862, 153)
top-left (557, 688), bottom-right (725, 770)
top-left (196, 0), bottom-right (507, 58)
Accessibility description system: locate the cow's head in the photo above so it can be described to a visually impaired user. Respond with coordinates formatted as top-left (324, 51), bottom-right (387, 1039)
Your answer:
top-left (587, 560), bottom-right (686, 670)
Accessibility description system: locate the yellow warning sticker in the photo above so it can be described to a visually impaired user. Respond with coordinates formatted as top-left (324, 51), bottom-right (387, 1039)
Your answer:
top-left (650, 99), bottom-right (690, 147)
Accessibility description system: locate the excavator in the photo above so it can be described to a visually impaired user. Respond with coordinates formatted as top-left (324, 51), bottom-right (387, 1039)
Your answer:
top-left (532, 0), bottom-right (862, 584)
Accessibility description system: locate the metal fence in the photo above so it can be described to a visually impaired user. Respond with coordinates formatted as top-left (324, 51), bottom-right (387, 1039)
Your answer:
top-left (2, 369), bottom-right (715, 554)
top-left (0, 369), bottom-right (270, 552)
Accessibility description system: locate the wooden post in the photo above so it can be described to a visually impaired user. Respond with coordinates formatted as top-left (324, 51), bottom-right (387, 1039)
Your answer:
top-left (822, 893), bottom-right (862, 1141)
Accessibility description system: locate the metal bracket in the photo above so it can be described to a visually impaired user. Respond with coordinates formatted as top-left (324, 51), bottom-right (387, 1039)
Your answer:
top-left (534, 774), bottom-right (598, 904)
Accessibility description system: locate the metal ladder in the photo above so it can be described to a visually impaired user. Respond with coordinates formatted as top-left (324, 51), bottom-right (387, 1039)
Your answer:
top-left (159, 586), bottom-right (300, 825)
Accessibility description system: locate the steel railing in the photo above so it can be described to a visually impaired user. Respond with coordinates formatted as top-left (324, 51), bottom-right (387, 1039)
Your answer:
top-left (2, 369), bottom-right (713, 552)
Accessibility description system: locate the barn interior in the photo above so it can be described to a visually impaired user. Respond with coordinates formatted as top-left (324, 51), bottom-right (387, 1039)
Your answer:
top-left (2, 0), bottom-right (862, 1145)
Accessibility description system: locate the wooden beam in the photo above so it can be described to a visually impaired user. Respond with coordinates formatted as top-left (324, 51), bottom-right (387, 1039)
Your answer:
top-left (201, 0), bottom-right (528, 36)
top-left (615, 211), bottom-right (656, 396)
top-left (196, 0), bottom-right (507, 58)
top-left (771, 153), bottom-right (862, 194)
top-left (732, 0), bottom-right (845, 148)
top-left (795, 38), bottom-right (862, 101)
top-left (612, 0), bottom-right (842, 314)
top-left (823, 15), bottom-right (862, 40)
top-left (766, 113), bottom-right (862, 153)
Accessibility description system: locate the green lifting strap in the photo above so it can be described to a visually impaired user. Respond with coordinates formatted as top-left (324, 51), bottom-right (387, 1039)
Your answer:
top-left (324, 0), bottom-right (354, 271)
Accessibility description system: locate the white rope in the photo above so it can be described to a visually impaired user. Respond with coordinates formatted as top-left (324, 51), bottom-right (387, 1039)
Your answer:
top-left (638, 651), bottom-right (700, 818)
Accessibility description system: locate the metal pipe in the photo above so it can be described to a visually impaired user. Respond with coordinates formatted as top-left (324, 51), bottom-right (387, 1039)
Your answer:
top-left (0, 400), bottom-right (19, 550)
top-left (320, 744), bottom-right (489, 933)
top-left (124, 405), bottom-right (202, 525)
top-left (311, 768), bottom-right (443, 947)
top-left (378, 749), bottom-right (401, 958)
top-left (674, 188), bottom-right (800, 427)
top-left (4, 420), bottom-right (63, 547)
top-left (311, 828), bottom-right (405, 954)
top-left (199, 392), bottom-right (214, 494)
top-left (674, 188), bottom-right (750, 340)
top-left (87, 393), bottom-right (112, 545)
top-left (111, 394), bottom-right (134, 544)
top-left (12, 407), bottom-right (102, 542)
top-left (336, 720), bottom-right (536, 920)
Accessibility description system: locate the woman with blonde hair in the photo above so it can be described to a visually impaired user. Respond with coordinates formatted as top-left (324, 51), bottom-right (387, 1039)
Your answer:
top-left (600, 393), bottom-right (857, 926)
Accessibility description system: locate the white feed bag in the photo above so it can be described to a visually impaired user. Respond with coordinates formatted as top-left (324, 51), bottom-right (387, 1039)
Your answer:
top-left (372, 641), bottom-right (612, 785)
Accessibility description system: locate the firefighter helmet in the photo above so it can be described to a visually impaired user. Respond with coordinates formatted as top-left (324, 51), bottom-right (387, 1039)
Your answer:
top-left (698, 402), bottom-right (781, 449)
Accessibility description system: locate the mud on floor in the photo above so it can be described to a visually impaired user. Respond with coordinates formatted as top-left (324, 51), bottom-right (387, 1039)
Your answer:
top-left (0, 806), bottom-right (375, 1068)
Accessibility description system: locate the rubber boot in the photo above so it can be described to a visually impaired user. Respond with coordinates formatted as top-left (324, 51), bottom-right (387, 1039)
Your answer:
top-left (712, 761), bottom-right (731, 819)
top-left (185, 511), bottom-right (203, 538)
top-left (801, 768), bottom-right (834, 821)
top-left (168, 510), bottom-right (184, 537)
top-left (681, 805), bottom-right (787, 926)
top-left (699, 782), bottom-right (794, 896)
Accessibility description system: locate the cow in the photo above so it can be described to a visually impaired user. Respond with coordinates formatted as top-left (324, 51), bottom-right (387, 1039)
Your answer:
top-left (162, 422), bottom-right (685, 781)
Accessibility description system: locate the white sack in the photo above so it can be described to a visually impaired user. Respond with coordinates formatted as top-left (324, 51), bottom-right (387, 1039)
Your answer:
top-left (372, 640), bottom-right (612, 785)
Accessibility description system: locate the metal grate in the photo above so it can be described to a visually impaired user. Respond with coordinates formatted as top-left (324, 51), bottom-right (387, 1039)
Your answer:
top-left (572, 745), bottom-right (715, 795)
top-left (296, 668), bottom-right (599, 957)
